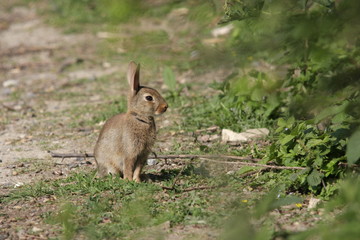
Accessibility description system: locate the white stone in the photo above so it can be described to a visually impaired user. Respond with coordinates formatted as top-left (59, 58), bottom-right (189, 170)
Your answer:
top-left (32, 226), bottom-right (43, 232)
top-left (222, 128), bottom-right (269, 143)
top-left (147, 159), bottom-right (157, 166)
top-left (3, 79), bottom-right (19, 87)
top-left (308, 197), bottom-right (322, 209)
top-left (211, 24), bottom-right (234, 37)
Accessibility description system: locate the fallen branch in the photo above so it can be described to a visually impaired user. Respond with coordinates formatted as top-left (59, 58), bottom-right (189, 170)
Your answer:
top-left (50, 152), bottom-right (262, 162)
top-left (50, 152), bottom-right (94, 158)
top-left (194, 126), bottom-right (220, 133)
top-left (182, 186), bottom-right (219, 192)
top-left (199, 157), bottom-right (307, 170)
top-left (1, 46), bottom-right (60, 57)
top-left (49, 152), bottom-right (307, 170)
top-left (161, 185), bottom-right (219, 192)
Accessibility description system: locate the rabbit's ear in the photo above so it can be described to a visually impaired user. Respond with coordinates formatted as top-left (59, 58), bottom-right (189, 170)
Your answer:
top-left (127, 61), bottom-right (140, 96)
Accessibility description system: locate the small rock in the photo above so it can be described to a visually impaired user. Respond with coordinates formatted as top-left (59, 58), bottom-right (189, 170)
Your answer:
top-left (211, 24), bottom-right (234, 37)
top-left (2, 79), bottom-right (18, 88)
top-left (14, 182), bottom-right (24, 188)
top-left (102, 62), bottom-right (111, 68)
top-left (147, 159), bottom-right (157, 166)
top-left (32, 226), bottom-right (43, 233)
top-left (308, 197), bottom-right (322, 209)
top-left (12, 171), bottom-right (18, 176)
top-left (222, 128), bottom-right (270, 143)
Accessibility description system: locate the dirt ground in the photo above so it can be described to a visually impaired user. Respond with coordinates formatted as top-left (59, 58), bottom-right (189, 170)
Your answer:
top-left (0, 3), bottom-right (207, 239)
top-left (0, 5), bottom-right (99, 187)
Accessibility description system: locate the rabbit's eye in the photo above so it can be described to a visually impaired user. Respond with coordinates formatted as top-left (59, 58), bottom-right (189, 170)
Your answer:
top-left (145, 96), bottom-right (153, 101)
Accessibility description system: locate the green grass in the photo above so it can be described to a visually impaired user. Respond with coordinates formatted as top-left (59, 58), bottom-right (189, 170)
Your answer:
top-left (2, 166), bottom-right (257, 238)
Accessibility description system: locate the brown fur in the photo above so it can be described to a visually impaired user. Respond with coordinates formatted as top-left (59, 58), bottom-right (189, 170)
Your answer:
top-left (94, 61), bottom-right (168, 182)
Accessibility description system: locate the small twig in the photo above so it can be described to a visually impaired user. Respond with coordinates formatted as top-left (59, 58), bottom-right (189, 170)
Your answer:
top-left (161, 185), bottom-right (219, 192)
top-left (50, 152), bottom-right (94, 158)
top-left (199, 157), bottom-right (307, 170)
top-left (338, 162), bottom-right (360, 168)
top-left (239, 170), bottom-right (262, 178)
top-left (0, 46), bottom-right (60, 57)
top-left (194, 126), bottom-right (220, 133)
top-left (182, 186), bottom-right (219, 192)
top-left (50, 152), bottom-right (306, 170)
top-left (50, 152), bottom-right (261, 162)
top-left (171, 165), bottom-right (187, 189)
top-left (154, 154), bottom-right (262, 162)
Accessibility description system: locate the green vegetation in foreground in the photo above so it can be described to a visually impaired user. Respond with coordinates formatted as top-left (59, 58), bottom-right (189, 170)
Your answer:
top-left (1, 168), bottom-right (251, 238)
top-left (4, 170), bottom-right (360, 239)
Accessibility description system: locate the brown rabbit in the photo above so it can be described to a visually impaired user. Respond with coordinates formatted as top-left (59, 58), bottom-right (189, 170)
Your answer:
top-left (94, 61), bottom-right (168, 182)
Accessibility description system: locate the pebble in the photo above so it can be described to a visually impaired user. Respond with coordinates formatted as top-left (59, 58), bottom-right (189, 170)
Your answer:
top-left (32, 226), bottom-right (43, 233)
top-left (2, 79), bottom-right (18, 88)
top-left (147, 159), bottom-right (157, 166)
top-left (222, 128), bottom-right (270, 143)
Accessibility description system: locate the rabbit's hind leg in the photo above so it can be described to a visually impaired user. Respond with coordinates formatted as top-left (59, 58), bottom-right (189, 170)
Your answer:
top-left (123, 157), bottom-right (136, 181)
top-left (133, 162), bottom-right (145, 183)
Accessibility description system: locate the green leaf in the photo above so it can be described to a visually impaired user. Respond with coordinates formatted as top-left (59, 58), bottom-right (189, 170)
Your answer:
top-left (279, 135), bottom-right (295, 145)
top-left (314, 102), bottom-right (349, 124)
top-left (307, 169), bottom-right (323, 187)
top-left (346, 129), bottom-right (360, 165)
top-left (277, 118), bottom-right (286, 127)
top-left (306, 139), bottom-right (323, 148)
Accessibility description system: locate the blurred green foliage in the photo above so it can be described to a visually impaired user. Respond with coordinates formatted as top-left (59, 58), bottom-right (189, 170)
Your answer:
top-left (49, 0), bottom-right (142, 24)
top-left (290, 177), bottom-right (360, 240)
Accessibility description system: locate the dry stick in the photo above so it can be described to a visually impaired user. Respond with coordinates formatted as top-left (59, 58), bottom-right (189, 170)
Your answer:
top-left (1, 46), bottom-right (60, 57)
top-left (50, 152), bottom-right (359, 169)
top-left (194, 126), bottom-right (220, 133)
top-left (49, 152), bottom-right (306, 170)
top-left (239, 170), bottom-right (262, 178)
top-left (50, 152), bottom-right (262, 162)
top-left (198, 157), bottom-right (307, 170)
top-left (181, 186), bottom-right (219, 192)
top-left (161, 185), bottom-right (219, 192)
top-left (162, 157), bottom-right (197, 191)
top-left (50, 152), bottom-right (94, 158)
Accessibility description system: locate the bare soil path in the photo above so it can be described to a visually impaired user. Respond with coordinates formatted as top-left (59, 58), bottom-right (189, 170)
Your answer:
top-left (0, 4), bottom-right (128, 188)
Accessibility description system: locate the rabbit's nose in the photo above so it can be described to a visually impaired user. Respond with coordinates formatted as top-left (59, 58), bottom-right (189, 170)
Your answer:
top-left (163, 104), bottom-right (168, 112)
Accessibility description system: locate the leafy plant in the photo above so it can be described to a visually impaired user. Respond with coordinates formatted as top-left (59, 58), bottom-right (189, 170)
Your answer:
top-left (265, 117), bottom-right (352, 196)
top-left (182, 71), bottom-right (278, 132)
top-left (163, 66), bottom-right (184, 104)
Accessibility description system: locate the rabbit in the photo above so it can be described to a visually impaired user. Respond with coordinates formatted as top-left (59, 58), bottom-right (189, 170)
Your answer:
top-left (94, 61), bottom-right (168, 182)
